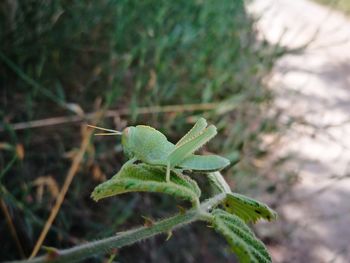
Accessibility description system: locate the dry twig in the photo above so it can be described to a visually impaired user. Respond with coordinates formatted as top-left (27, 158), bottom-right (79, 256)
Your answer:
top-left (29, 111), bottom-right (103, 258)
top-left (0, 103), bottom-right (219, 132)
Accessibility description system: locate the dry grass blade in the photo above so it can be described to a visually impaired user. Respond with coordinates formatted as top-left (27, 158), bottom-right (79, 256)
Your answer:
top-left (0, 103), bottom-right (219, 131)
top-left (0, 199), bottom-right (26, 258)
top-left (29, 111), bottom-right (103, 259)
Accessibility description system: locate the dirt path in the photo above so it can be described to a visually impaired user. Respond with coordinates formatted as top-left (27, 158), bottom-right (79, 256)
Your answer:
top-left (248, 1), bottom-right (350, 262)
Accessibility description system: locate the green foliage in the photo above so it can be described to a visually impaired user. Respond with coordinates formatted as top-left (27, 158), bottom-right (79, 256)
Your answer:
top-left (222, 193), bottom-right (277, 223)
top-left (91, 163), bottom-right (201, 205)
top-left (1, 0), bottom-right (277, 126)
top-left (208, 172), bottom-right (277, 223)
top-left (212, 209), bottom-right (272, 263)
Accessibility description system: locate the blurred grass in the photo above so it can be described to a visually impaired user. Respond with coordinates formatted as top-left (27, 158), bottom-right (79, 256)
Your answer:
top-left (0, 0), bottom-right (283, 262)
top-left (314, 0), bottom-right (350, 14)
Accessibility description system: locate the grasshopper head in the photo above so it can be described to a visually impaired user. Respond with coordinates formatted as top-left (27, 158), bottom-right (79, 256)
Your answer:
top-left (121, 126), bottom-right (136, 158)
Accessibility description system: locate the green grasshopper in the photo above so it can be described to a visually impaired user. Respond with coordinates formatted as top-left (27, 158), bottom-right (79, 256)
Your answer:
top-left (88, 118), bottom-right (230, 181)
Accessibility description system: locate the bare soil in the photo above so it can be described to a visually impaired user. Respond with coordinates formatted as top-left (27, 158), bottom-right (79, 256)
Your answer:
top-left (249, 0), bottom-right (350, 262)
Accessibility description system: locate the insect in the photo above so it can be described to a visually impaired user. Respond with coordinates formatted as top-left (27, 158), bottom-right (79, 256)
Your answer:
top-left (88, 118), bottom-right (230, 181)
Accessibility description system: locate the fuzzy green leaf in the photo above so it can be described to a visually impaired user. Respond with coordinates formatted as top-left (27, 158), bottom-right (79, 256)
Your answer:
top-left (91, 163), bottom-right (201, 204)
top-left (222, 193), bottom-right (277, 223)
top-left (212, 209), bottom-right (272, 263)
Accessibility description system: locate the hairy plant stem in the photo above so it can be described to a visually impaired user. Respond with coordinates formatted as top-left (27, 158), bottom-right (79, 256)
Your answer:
top-left (12, 193), bottom-right (226, 263)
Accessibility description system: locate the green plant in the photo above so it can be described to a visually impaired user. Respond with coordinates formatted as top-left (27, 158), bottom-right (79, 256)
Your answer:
top-left (17, 118), bottom-right (276, 263)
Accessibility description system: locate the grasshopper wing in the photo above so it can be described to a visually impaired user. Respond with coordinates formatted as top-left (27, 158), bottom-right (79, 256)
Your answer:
top-left (168, 125), bottom-right (217, 167)
top-left (179, 155), bottom-right (230, 171)
top-left (175, 118), bottom-right (207, 147)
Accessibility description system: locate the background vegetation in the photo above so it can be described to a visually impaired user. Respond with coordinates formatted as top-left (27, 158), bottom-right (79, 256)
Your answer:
top-left (0, 0), bottom-right (282, 262)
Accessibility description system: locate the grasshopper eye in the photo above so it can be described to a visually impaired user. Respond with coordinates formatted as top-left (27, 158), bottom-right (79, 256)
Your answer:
top-left (122, 127), bottom-right (132, 143)
top-left (124, 127), bottom-right (130, 136)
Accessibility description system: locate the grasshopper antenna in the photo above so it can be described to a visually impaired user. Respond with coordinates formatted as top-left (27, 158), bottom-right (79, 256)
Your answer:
top-left (87, 124), bottom-right (122, 136)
